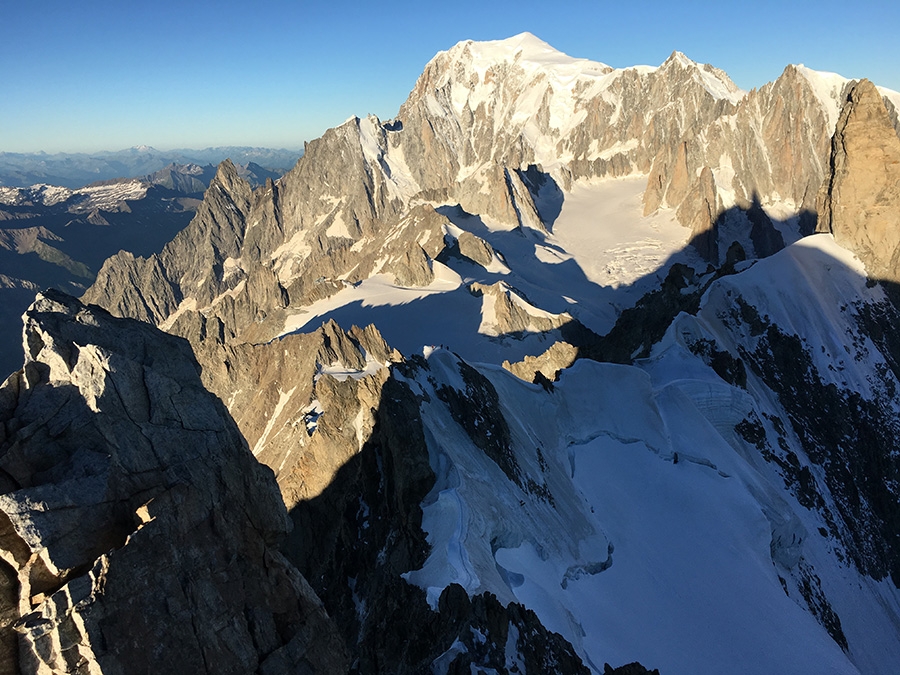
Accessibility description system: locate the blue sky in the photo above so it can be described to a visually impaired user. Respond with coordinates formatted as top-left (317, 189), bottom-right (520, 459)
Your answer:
top-left (1, 0), bottom-right (897, 153)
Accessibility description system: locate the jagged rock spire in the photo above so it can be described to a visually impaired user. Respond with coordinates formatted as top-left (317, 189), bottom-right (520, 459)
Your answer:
top-left (817, 79), bottom-right (900, 284)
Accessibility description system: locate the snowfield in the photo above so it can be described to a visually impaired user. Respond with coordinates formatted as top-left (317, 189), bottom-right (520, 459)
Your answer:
top-left (394, 233), bottom-right (900, 674)
top-left (281, 175), bottom-right (696, 361)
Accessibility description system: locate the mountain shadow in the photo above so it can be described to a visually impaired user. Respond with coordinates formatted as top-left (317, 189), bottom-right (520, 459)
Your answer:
top-left (550, 202), bottom-right (818, 366)
top-left (277, 206), bottom-right (900, 670)
top-left (281, 359), bottom-right (597, 673)
top-left (355, 198), bottom-right (900, 655)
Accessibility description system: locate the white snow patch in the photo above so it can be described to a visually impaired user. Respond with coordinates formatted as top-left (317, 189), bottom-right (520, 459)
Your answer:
top-left (222, 256), bottom-right (243, 282)
top-left (317, 354), bottom-right (387, 383)
top-left (302, 399), bottom-right (324, 435)
top-left (252, 386), bottom-right (297, 456)
top-left (158, 297), bottom-right (198, 332)
top-left (279, 262), bottom-right (462, 338)
top-left (326, 213), bottom-right (351, 239)
top-left (794, 65), bottom-right (850, 132)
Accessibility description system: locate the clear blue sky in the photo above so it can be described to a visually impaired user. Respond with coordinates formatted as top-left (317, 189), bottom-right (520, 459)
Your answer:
top-left (1, 0), bottom-right (897, 153)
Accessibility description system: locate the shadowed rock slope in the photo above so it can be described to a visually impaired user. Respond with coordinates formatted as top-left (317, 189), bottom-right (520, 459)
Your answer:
top-left (0, 290), bottom-right (348, 675)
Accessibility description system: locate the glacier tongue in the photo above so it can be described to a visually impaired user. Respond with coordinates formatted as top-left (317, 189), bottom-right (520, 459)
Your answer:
top-left (402, 346), bottom-right (865, 674)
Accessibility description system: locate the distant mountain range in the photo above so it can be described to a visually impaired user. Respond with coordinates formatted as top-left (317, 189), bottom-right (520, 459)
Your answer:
top-left (0, 159), bottom-right (292, 375)
top-left (0, 146), bottom-right (302, 188)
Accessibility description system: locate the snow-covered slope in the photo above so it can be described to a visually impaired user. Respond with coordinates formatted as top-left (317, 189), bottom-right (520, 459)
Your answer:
top-left (795, 64), bottom-right (900, 134)
top-left (380, 233), bottom-right (900, 674)
top-left (0, 180), bottom-right (147, 210)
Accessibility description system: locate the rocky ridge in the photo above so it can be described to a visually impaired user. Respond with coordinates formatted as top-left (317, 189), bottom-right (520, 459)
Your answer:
top-left (82, 34), bottom-right (900, 354)
top-left (0, 291), bottom-right (348, 674)
top-left (0, 178), bottom-right (205, 379)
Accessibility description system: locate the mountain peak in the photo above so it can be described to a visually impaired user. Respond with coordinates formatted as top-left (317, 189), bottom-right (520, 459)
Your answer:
top-left (441, 32), bottom-right (612, 74)
top-left (484, 31), bottom-right (559, 57)
top-left (657, 50), bottom-right (745, 103)
top-left (662, 50), bottom-right (695, 68)
top-left (213, 157), bottom-right (240, 182)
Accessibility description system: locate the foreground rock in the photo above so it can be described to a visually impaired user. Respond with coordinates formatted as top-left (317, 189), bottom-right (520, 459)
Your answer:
top-left (0, 290), bottom-right (347, 674)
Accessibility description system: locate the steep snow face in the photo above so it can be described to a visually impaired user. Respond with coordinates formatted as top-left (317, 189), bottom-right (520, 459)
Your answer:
top-left (793, 64), bottom-right (900, 133)
top-left (410, 33), bottom-right (615, 169)
top-left (447, 32), bottom-right (614, 81)
top-left (355, 114), bottom-right (420, 202)
top-left (795, 65), bottom-right (854, 132)
top-left (400, 349), bottom-right (870, 674)
top-left (397, 234), bottom-right (900, 675)
top-left (791, 66), bottom-right (900, 132)
top-left (642, 235), bottom-right (900, 674)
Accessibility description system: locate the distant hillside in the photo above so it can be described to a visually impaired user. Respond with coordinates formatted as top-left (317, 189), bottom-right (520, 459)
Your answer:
top-left (0, 146), bottom-right (302, 188)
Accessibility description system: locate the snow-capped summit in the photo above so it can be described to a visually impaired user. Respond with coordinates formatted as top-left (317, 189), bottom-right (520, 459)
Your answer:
top-left (792, 64), bottom-right (900, 132)
top-left (442, 31), bottom-right (614, 78)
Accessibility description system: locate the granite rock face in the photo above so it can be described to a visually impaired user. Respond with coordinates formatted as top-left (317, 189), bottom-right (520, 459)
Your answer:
top-left (469, 281), bottom-right (571, 337)
top-left (502, 340), bottom-right (579, 384)
top-left (188, 318), bottom-right (401, 509)
top-left (817, 79), bottom-right (900, 284)
top-left (82, 159), bottom-right (254, 326)
top-left (82, 37), bottom-right (895, 349)
top-left (645, 64), bottom-right (838, 215)
top-left (0, 291), bottom-right (348, 674)
top-left (643, 64), bottom-right (858, 260)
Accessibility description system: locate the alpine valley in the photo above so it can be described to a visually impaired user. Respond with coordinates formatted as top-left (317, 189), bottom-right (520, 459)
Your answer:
top-left (2, 32), bottom-right (900, 674)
